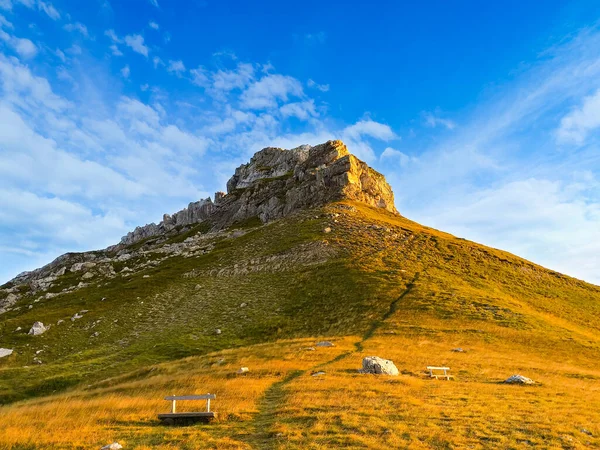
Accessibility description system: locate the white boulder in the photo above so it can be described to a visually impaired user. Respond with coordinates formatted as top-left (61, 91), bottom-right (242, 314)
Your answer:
top-left (0, 348), bottom-right (13, 358)
top-left (28, 322), bottom-right (47, 336)
top-left (100, 443), bottom-right (123, 450)
top-left (504, 374), bottom-right (535, 385)
top-left (359, 356), bottom-right (399, 376)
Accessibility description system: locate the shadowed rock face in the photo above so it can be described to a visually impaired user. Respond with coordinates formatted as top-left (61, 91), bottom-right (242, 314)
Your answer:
top-left (120, 140), bottom-right (398, 245)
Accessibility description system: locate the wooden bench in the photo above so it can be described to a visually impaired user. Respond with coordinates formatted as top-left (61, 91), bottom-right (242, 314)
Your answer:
top-left (158, 394), bottom-right (216, 425)
top-left (427, 366), bottom-right (454, 380)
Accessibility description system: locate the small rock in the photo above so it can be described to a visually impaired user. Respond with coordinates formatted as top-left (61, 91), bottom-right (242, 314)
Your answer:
top-left (323, 227), bottom-right (332, 234)
top-left (359, 356), bottom-right (399, 376)
top-left (81, 271), bottom-right (95, 280)
top-left (0, 348), bottom-right (13, 358)
top-left (101, 297), bottom-right (106, 301)
top-left (101, 443), bottom-right (123, 450)
top-left (28, 305), bottom-right (33, 309)
top-left (143, 275), bottom-right (150, 278)
top-left (14, 327), bottom-right (22, 332)
top-left (91, 332), bottom-right (100, 338)
top-left (71, 313), bottom-right (83, 321)
top-left (80, 310), bottom-right (89, 314)
top-left (303, 347), bottom-right (316, 351)
top-left (581, 428), bottom-right (593, 436)
top-left (28, 322), bottom-right (47, 336)
top-left (57, 320), bottom-right (64, 325)
top-left (215, 328), bottom-right (222, 335)
top-left (239, 302), bottom-right (247, 308)
top-left (35, 350), bottom-right (43, 355)
top-left (504, 374), bottom-right (535, 385)
top-left (237, 367), bottom-right (249, 374)
top-left (451, 348), bottom-right (465, 353)
top-left (311, 371), bottom-right (326, 377)
top-left (195, 284), bottom-right (202, 290)
top-left (316, 341), bottom-right (334, 347)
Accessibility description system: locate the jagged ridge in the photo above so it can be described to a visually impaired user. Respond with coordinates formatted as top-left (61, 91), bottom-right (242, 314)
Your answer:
top-left (120, 140), bottom-right (396, 245)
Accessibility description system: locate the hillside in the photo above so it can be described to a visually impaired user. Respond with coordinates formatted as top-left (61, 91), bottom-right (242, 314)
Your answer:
top-left (0, 141), bottom-right (599, 449)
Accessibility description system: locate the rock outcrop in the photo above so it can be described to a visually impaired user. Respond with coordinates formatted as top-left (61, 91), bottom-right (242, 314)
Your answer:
top-left (120, 198), bottom-right (216, 245)
top-left (0, 348), bottom-right (13, 358)
top-left (2, 140), bottom-right (398, 289)
top-left (119, 140), bottom-right (397, 245)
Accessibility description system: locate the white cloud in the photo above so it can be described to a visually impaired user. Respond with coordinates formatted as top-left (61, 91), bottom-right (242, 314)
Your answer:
top-left (152, 56), bottom-right (163, 68)
top-left (556, 88), bottom-right (600, 145)
top-left (110, 44), bottom-right (122, 56)
top-left (105, 29), bottom-right (120, 43)
top-left (124, 34), bottom-right (148, 57)
top-left (423, 112), bottom-right (456, 130)
top-left (149, 21), bottom-right (159, 30)
top-left (240, 74), bottom-right (303, 109)
top-left (380, 147), bottom-right (415, 167)
top-left (37, 1), bottom-right (59, 19)
top-left (63, 22), bottom-right (88, 37)
top-left (149, 0), bottom-right (158, 6)
top-left (0, 14), bottom-right (13, 28)
top-left (120, 64), bottom-right (130, 79)
top-left (213, 63), bottom-right (254, 91)
top-left (279, 100), bottom-right (317, 120)
top-left (167, 59), bottom-right (185, 75)
top-left (13, 37), bottom-right (37, 58)
top-left (190, 65), bottom-right (209, 86)
top-left (307, 78), bottom-right (329, 92)
top-left (343, 119), bottom-right (397, 141)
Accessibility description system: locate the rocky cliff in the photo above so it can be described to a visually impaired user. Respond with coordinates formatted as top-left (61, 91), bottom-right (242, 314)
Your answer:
top-left (1, 140), bottom-right (397, 299)
top-left (121, 140), bottom-right (397, 245)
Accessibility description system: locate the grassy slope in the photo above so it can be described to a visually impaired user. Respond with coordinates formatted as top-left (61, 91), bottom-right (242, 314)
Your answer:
top-left (0, 201), bottom-right (599, 448)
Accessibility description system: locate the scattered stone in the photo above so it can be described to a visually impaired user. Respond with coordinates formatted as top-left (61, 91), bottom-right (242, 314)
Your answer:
top-left (33, 357), bottom-right (42, 364)
top-left (81, 271), bottom-right (95, 280)
top-left (80, 310), bottom-right (89, 314)
top-left (239, 302), bottom-right (247, 308)
top-left (28, 305), bottom-right (33, 309)
top-left (143, 275), bottom-right (150, 278)
top-left (451, 348), bottom-right (465, 353)
top-left (323, 227), bottom-right (332, 234)
top-left (316, 341), bottom-right (334, 347)
top-left (71, 313), bottom-right (83, 321)
top-left (92, 332), bottom-right (100, 338)
top-left (303, 347), bottom-right (316, 351)
top-left (237, 367), bottom-right (249, 374)
top-left (28, 322), bottom-right (47, 336)
top-left (101, 297), bottom-right (107, 301)
top-left (194, 284), bottom-right (202, 290)
top-left (312, 371), bottom-right (326, 377)
top-left (359, 356), bottom-right (399, 376)
top-left (215, 328), bottom-right (222, 335)
top-left (581, 428), bottom-right (593, 436)
top-left (100, 443), bottom-right (123, 450)
top-left (0, 348), bottom-right (13, 358)
top-left (15, 327), bottom-right (22, 332)
top-left (504, 374), bottom-right (535, 385)
top-left (35, 350), bottom-right (43, 355)
top-left (57, 320), bottom-right (64, 325)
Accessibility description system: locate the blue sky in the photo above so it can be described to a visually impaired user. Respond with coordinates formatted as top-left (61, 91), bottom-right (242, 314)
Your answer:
top-left (2, 0), bottom-right (600, 285)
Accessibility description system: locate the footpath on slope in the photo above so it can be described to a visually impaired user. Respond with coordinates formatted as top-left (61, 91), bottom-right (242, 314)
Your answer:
top-left (238, 271), bottom-right (421, 449)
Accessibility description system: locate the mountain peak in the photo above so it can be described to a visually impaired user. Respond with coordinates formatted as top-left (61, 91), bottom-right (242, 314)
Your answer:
top-left (121, 140), bottom-right (397, 245)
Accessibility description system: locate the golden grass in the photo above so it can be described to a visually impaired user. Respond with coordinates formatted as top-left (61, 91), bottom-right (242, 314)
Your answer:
top-left (1, 333), bottom-right (598, 449)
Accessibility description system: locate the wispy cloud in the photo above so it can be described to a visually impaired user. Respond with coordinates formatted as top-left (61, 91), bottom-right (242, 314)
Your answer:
top-left (423, 111), bottom-right (456, 130)
top-left (63, 22), bottom-right (88, 37)
top-left (124, 33), bottom-right (148, 57)
top-left (556, 88), bottom-right (600, 145)
top-left (167, 59), bottom-right (185, 75)
top-left (148, 21), bottom-right (159, 30)
top-left (307, 78), bottom-right (329, 92)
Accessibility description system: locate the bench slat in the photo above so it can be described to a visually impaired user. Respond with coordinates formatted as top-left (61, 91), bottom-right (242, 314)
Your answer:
top-left (165, 394), bottom-right (216, 401)
top-left (426, 366), bottom-right (450, 370)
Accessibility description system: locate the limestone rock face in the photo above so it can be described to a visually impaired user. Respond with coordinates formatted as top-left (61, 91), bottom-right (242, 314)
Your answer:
top-left (214, 140), bottom-right (397, 228)
top-left (359, 356), bottom-right (399, 375)
top-left (117, 140), bottom-right (398, 246)
top-left (120, 198), bottom-right (216, 245)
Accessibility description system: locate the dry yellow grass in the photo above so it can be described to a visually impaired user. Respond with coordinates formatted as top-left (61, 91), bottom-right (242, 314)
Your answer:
top-left (1, 331), bottom-right (598, 449)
